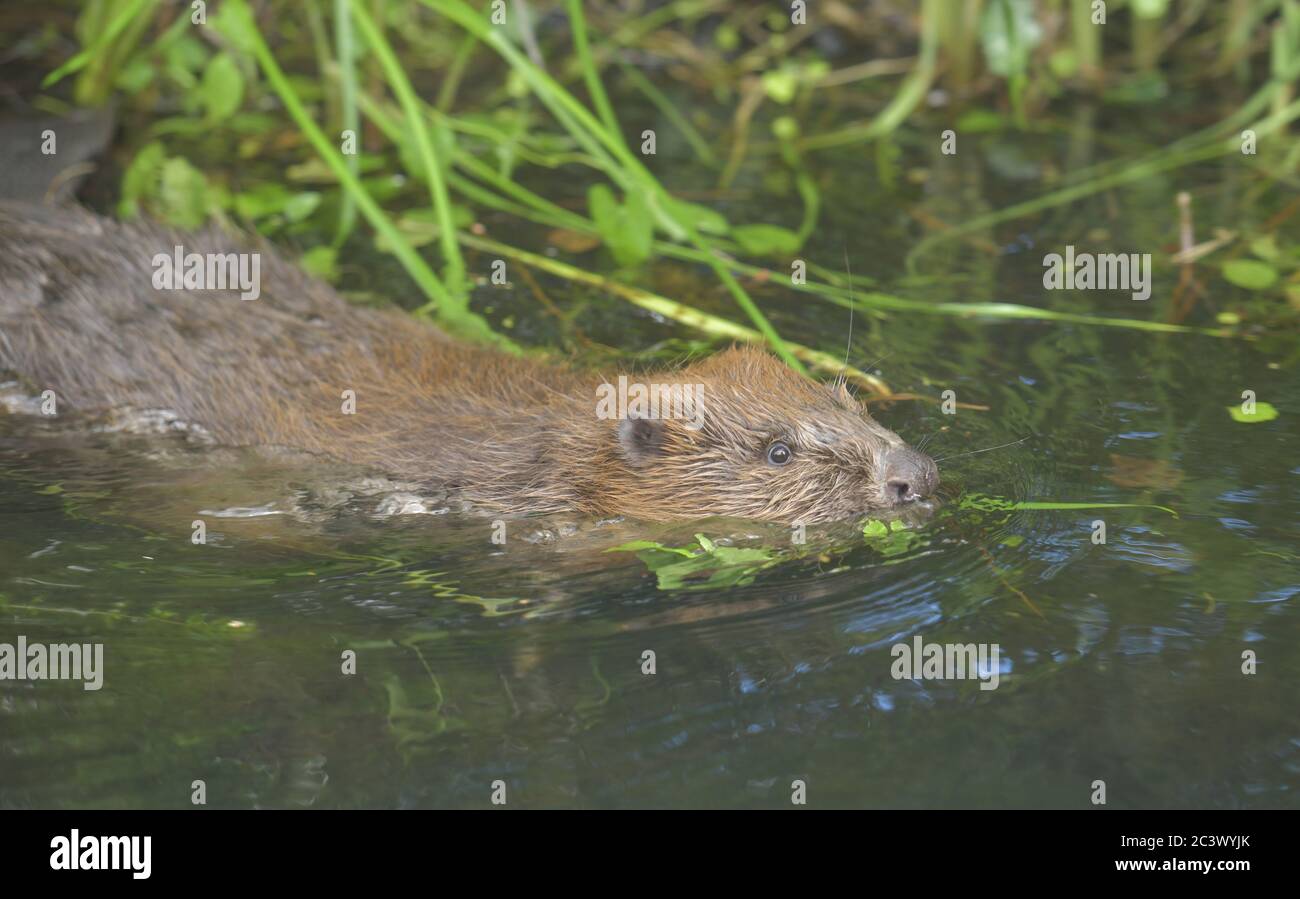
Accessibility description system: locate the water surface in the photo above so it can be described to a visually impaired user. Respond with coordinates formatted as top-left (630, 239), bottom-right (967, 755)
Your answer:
top-left (1, 88), bottom-right (1297, 809)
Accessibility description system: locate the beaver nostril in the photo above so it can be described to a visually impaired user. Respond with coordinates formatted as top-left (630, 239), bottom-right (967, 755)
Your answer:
top-left (884, 444), bottom-right (939, 505)
top-left (887, 479), bottom-right (913, 503)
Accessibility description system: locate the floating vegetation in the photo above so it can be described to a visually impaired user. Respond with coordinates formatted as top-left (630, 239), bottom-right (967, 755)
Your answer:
top-left (959, 492), bottom-right (1180, 518)
top-left (607, 533), bottom-right (780, 591)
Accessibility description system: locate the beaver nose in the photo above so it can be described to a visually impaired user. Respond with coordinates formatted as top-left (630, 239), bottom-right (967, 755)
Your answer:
top-left (883, 446), bottom-right (939, 505)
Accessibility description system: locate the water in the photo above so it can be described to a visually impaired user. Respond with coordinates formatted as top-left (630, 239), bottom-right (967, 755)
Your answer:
top-left (1, 91), bottom-right (1298, 808)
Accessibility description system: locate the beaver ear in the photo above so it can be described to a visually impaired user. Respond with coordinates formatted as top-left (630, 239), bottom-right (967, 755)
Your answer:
top-left (617, 417), bottom-right (665, 465)
top-left (828, 377), bottom-right (859, 411)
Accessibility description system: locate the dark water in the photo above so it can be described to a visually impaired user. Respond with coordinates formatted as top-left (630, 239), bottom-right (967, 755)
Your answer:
top-left (2, 94), bottom-right (1298, 808)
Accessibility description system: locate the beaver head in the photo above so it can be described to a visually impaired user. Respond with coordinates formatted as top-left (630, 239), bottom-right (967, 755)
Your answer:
top-left (587, 346), bottom-right (939, 524)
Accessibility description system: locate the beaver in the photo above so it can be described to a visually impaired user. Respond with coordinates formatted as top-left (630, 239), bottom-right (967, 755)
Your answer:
top-left (0, 200), bottom-right (938, 523)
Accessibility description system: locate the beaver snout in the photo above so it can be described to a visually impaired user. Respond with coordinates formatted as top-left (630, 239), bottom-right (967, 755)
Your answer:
top-left (883, 445), bottom-right (940, 506)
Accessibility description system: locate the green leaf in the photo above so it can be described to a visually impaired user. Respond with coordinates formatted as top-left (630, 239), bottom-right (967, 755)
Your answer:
top-left (200, 54), bottom-right (246, 123)
top-left (166, 34), bottom-right (211, 76)
top-left (118, 142), bottom-right (167, 219)
top-left (732, 224), bottom-right (802, 256)
top-left (1227, 402), bottom-right (1279, 423)
top-left (209, 1), bottom-right (259, 55)
top-left (1132, 0), bottom-right (1170, 18)
top-left (761, 69), bottom-right (798, 104)
top-left (233, 182), bottom-right (294, 219)
top-left (1249, 234), bottom-right (1279, 261)
top-left (233, 185), bottom-right (323, 226)
top-left (772, 115), bottom-right (799, 141)
top-left (1222, 259), bottom-right (1279, 290)
top-left (955, 109), bottom-right (1008, 133)
top-left (282, 191), bottom-right (321, 223)
top-left (1048, 48), bottom-right (1079, 79)
top-left (705, 546), bottom-right (773, 566)
top-left (300, 246), bottom-right (338, 280)
top-left (116, 57), bottom-right (156, 94)
top-left (657, 195), bottom-right (730, 236)
top-left (588, 184), bottom-right (653, 267)
top-left (714, 23), bottom-right (739, 51)
top-left (862, 519), bottom-right (923, 556)
top-left (157, 157), bottom-right (212, 229)
top-left (587, 183), bottom-right (618, 229)
top-left (608, 535), bottom-right (775, 591)
top-left (622, 189), bottom-right (655, 262)
top-left (980, 0), bottom-right (1042, 78)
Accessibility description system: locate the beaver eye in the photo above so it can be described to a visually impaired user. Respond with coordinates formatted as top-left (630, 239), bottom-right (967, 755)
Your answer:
top-left (766, 442), bottom-right (792, 466)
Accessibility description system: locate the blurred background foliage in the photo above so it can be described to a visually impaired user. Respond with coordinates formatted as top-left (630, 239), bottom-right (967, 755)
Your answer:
top-left (2, 0), bottom-right (1298, 370)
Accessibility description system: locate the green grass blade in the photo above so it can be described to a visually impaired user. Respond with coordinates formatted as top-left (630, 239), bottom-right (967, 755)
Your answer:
top-left (41, 0), bottom-right (159, 91)
top-left (219, 0), bottom-right (508, 347)
top-left (332, 0), bottom-right (360, 248)
top-left (566, 0), bottom-right (624, 143)
top-left (347, 0), bottom-right (468, 302)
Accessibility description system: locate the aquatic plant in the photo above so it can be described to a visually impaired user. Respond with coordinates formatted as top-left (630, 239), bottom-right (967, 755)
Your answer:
top-left (28, 0), bottom-right (1300, 377)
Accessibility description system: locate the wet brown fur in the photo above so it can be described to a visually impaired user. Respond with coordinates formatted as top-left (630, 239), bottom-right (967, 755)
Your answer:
top-left (0, 201), bottom-right (933, 523)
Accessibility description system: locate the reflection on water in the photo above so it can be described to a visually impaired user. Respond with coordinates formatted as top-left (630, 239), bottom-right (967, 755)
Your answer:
top-left (2, 111), bottom-right (1298, 810)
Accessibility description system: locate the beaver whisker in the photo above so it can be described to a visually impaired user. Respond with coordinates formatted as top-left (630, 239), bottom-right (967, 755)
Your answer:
top-left (839, 244), bottom-right (856, 379)
top-left (839, 248), bottom-right (896, 388)
top-left (932, 436), bottom-right (1030, 464)
top-left (914, 430), bottom-right (940, 453)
